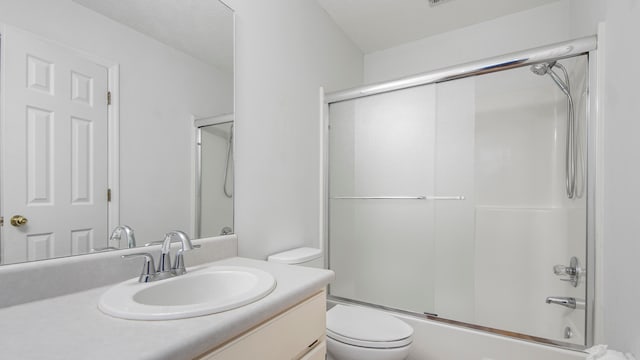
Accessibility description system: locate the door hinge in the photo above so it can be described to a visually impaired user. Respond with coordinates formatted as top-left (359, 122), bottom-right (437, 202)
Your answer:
top-left (0, 216), bottom-right (3, 227)
top-left (107, 188), bottom-right (111, 202)
top-left (107, 91), bottom-right (112, 106)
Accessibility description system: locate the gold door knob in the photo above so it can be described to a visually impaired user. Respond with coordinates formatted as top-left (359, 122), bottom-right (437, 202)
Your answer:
top-left (10, 215), bottom-right (28, 227)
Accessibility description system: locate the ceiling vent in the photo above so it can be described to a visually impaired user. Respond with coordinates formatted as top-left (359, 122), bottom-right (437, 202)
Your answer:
top-left (429, 0), bottom-right (454, 6)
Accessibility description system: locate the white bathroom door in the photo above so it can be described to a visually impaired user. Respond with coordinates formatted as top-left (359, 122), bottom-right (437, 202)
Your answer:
top-left (1, 26), bottom-right (109, 264)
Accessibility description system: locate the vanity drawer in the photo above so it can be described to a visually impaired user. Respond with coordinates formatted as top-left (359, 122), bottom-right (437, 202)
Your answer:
top-left (199, 290), bottom-right (326, 360)
top-left (300, 340), bottom-right (326, 360)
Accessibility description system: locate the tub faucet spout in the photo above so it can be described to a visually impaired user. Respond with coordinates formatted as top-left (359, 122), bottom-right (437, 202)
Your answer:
top-left (545, 296), bottom-right (576, 309)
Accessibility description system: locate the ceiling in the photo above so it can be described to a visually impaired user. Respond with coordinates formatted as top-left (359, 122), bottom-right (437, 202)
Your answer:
top-left (316, 0), bottom-right (560, 53)
top-left (72, 0), bottom-right (234, 73)
top-left (71, 0), bottom-right (559, 70)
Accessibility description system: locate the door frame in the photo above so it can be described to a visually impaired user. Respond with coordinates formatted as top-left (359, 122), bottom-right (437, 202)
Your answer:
top-left (0, 23), bottom-right (120, 252)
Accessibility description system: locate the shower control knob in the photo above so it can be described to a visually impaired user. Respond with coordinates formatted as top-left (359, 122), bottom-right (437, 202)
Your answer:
top-left (553, 264), bottom-right (577, 276)
top-left (553, 264), bottom-right (564, 275)
top-left (552, 256), bottom-right (582, 287)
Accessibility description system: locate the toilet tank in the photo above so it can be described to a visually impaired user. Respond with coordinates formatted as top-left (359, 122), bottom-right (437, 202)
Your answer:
top-left (267, 247), bottom-right (324, 268)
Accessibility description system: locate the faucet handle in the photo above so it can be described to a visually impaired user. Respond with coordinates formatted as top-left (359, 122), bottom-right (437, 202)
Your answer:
top-left (173, 244), bottom-right (201, 276)
top-left (122, 253), bottom-right (157, 283)
top-left (144, 240), bottom-right (164, 247)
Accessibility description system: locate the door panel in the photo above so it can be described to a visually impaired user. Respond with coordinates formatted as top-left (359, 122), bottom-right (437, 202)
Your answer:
top-left (1, 25), bottom-right (109, 264)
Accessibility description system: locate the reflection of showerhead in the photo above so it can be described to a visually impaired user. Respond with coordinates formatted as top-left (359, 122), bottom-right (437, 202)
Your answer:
top-left (223, 124), bottom-right (233, 198)
top-left (227, 124), bottom-right (234, 143)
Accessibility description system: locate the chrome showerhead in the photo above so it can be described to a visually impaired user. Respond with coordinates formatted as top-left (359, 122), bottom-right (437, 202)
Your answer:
top-left (530, 60), bottom-right (570, 96)
top-left (530, 61), bottom-right (557, 76)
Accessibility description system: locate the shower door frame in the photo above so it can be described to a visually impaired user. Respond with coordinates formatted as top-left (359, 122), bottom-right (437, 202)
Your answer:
top-left (193, 113), bottom-right (234, 239)
top-left (322, 35), bottom-right (599, 349)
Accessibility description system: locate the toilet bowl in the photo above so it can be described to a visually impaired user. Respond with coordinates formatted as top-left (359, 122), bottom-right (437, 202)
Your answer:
top-left (268, 247), bottom-right (414, 360)
top-left (326, 304), bottom-right (413, 360)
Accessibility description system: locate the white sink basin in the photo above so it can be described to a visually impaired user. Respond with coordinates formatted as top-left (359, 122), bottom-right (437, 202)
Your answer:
top-left (98, 265), bottom-right (277, 320)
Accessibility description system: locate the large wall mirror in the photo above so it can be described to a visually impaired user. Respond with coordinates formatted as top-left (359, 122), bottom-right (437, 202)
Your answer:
top-left (0, 0), bottom-right (234, 265)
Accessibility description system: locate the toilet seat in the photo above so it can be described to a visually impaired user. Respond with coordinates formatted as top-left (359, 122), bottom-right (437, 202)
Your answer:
top-left (326, 305), bottom-right (413, 349)
top-left (327, 329), bottom-right (413, 349)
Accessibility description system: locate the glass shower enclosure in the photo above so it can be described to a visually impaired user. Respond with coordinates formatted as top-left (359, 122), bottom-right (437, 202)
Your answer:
top-left (327, 53), bottom-right (590, 346)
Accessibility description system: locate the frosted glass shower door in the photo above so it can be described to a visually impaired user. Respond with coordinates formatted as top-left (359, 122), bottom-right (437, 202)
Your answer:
top-left (327, 54), bottom-right (589, 345)
top-left (328, 84), bottom-right (437, 314)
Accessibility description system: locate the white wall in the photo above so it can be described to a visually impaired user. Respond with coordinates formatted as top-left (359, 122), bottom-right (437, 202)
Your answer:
top-left (564, 0), bottom-right (640, 354)
top-left (597, 1), bottom-right (640, 356)
top-left (224, 0), bottom-right (363, 259)
top-left (363, 1), bottom-right (571, 84)
top-left (0, 0), bottom-right (233, 244)
top-left (567, 0), bottom-right (605, 39)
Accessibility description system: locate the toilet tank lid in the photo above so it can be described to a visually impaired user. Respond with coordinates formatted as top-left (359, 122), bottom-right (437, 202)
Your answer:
top-left (267, 247), bottom-right (322, 264)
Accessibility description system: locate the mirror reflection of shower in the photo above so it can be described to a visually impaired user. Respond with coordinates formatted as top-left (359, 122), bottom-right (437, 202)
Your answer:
top-left (195, 114), bottom-right (234, 238)
top-left (530, 61), bottom-right (584, 199)
top-left (223, 125), bottom-right (234, 198)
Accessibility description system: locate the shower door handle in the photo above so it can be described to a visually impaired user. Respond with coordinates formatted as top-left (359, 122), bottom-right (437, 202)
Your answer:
top-left (425, 196), bottom-right (465, 200)
top-left (330, 195), bottom-right (465, 200)
top-left (331, 196), bottom-right (426, 200)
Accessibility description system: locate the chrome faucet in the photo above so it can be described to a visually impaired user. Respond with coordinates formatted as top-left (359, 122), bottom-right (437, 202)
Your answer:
top-left (109, 225), bottom-right (137, 248)
top-left (122, 230), bottom-right (200, 283)
top-left (165, 230), bottom-right (200, 276)
top-left (545, 296), bottom-right (577, 309)
top-left (156, 230), bottom-right (200, 279)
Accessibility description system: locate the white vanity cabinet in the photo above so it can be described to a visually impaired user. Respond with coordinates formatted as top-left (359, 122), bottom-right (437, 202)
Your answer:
top-left (0, 257), bottom-right (335, 360)
top-left (198, 290), bottom-right (327, 360)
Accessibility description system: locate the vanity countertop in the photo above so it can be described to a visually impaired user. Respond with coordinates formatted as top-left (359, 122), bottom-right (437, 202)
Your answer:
top-left (0, 257), bottom-right (334, 360)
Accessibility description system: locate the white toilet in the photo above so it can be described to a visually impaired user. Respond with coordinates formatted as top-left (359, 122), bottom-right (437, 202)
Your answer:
top-left (268, 247), bottom-right (414, 360)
